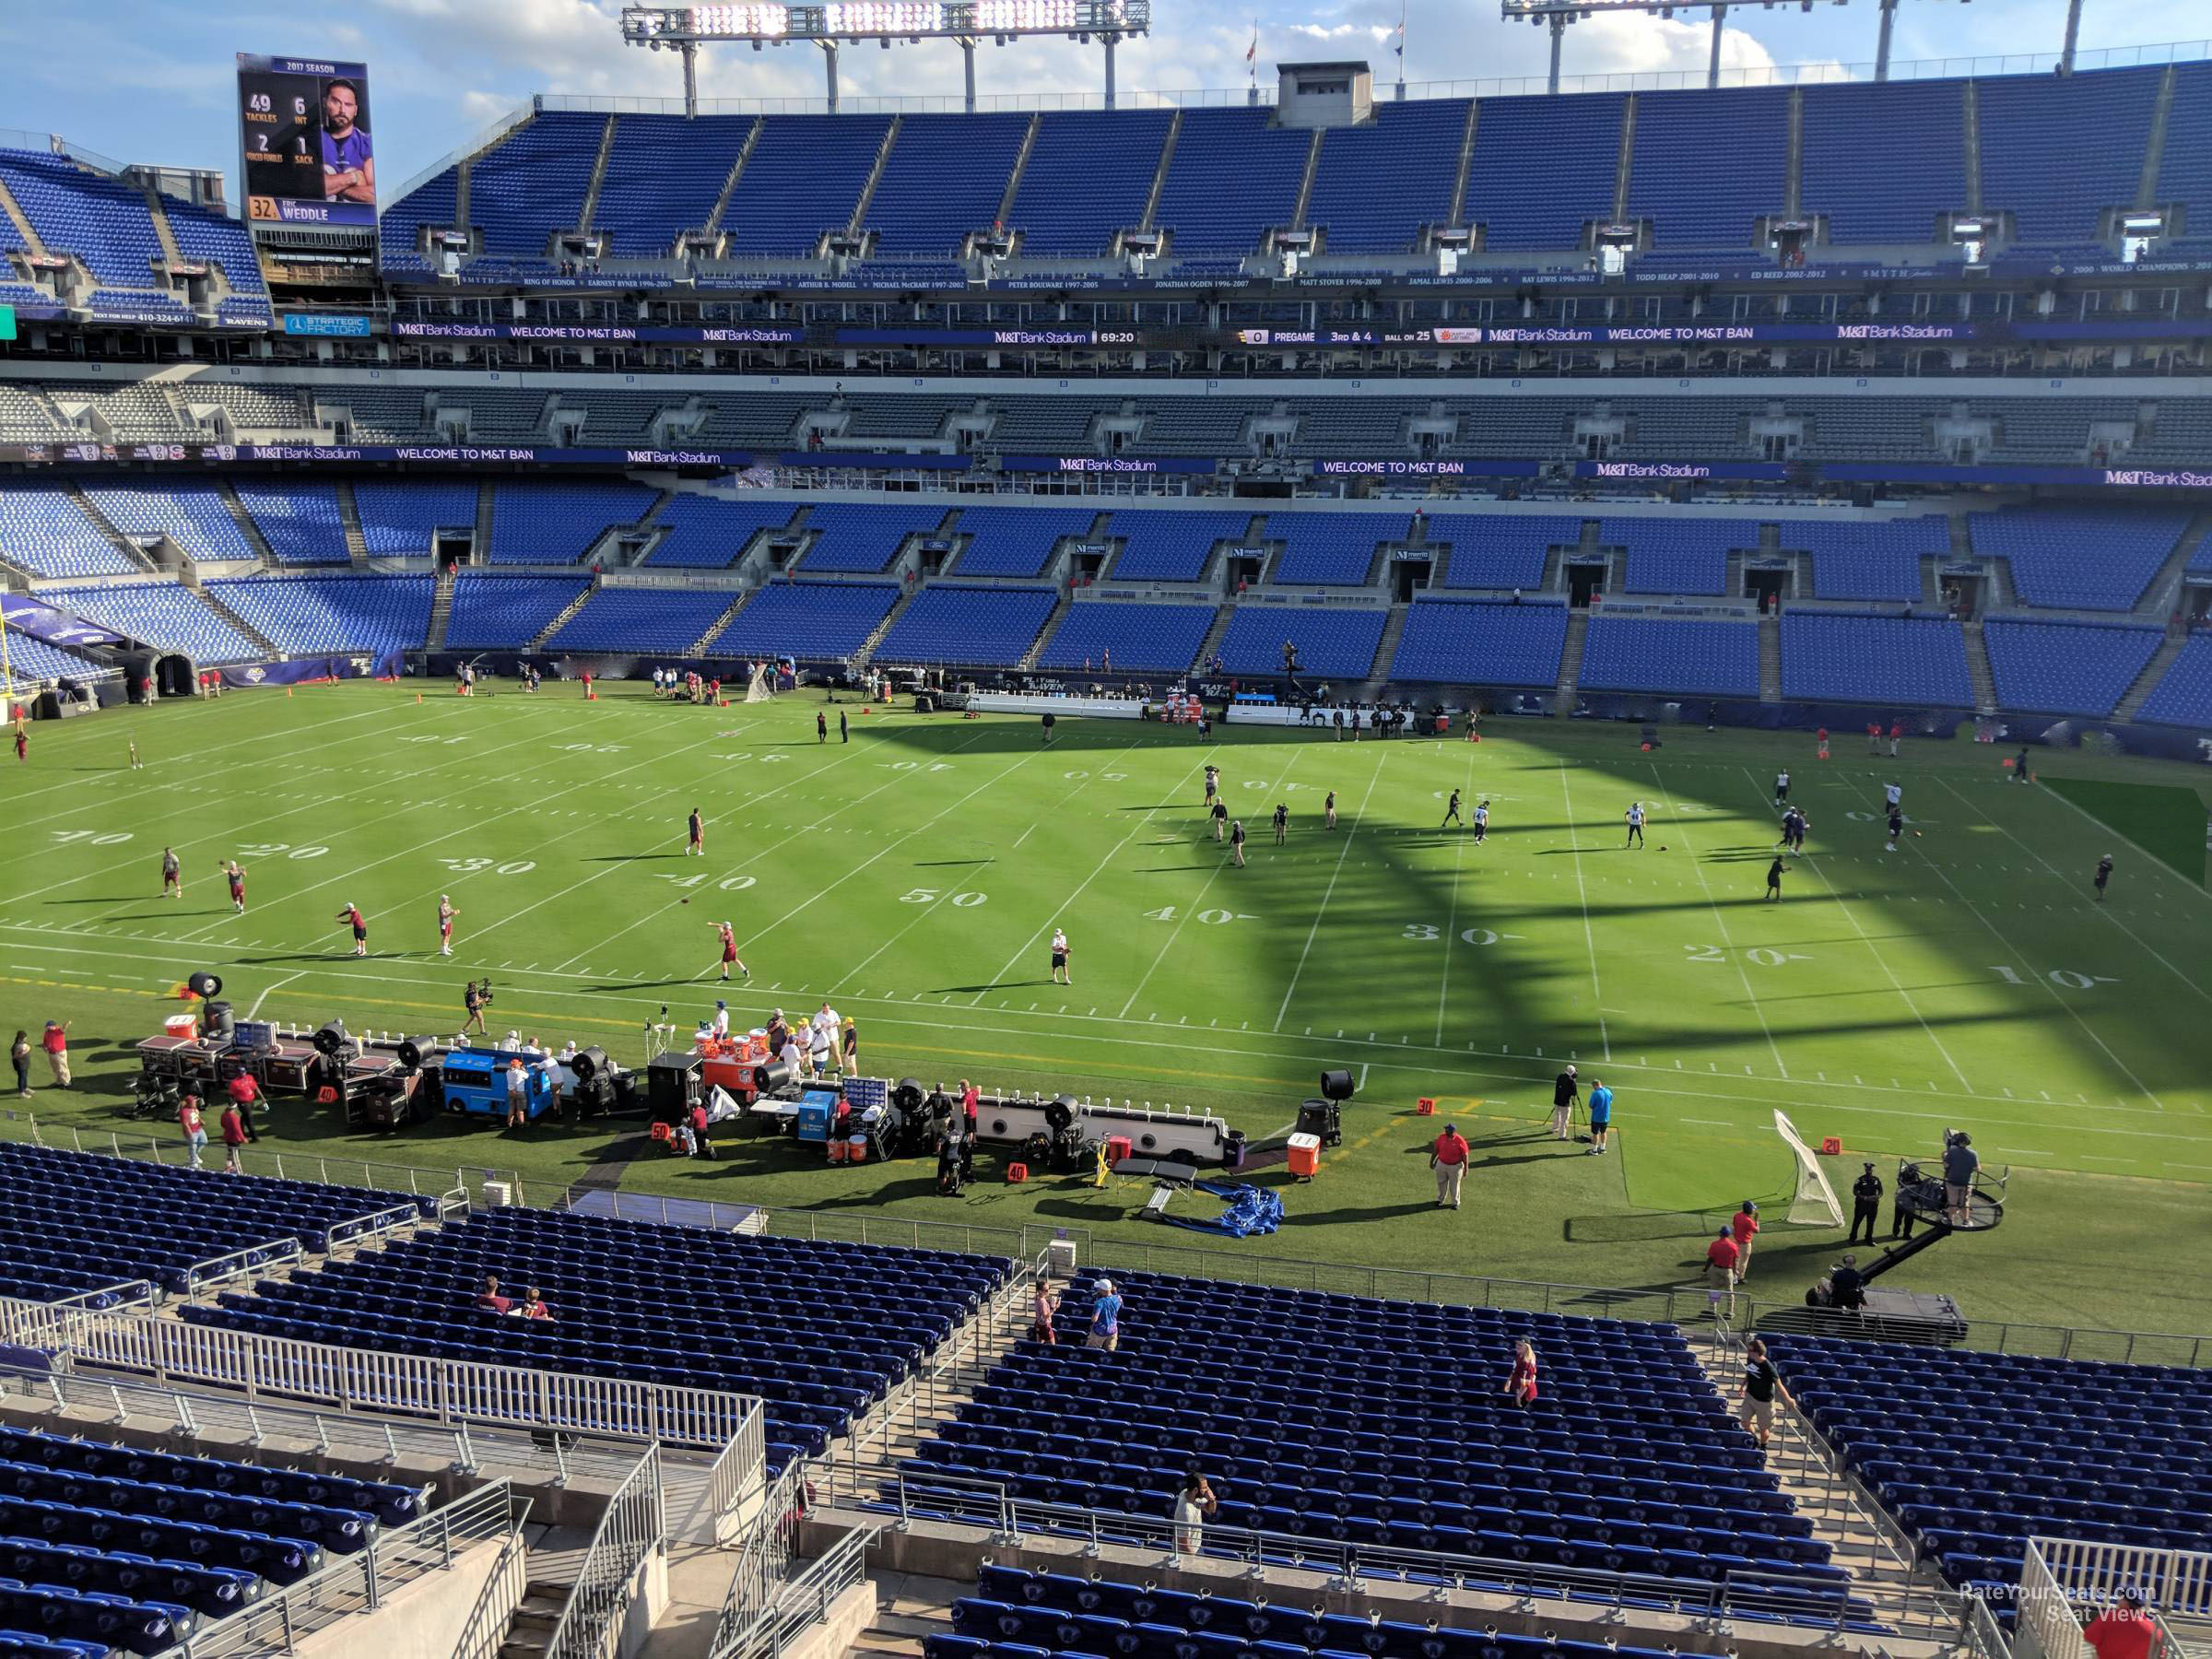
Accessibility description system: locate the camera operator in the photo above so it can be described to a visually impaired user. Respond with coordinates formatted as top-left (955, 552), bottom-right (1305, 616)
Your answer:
top-left (463, 978), bottom-right (490, 1036)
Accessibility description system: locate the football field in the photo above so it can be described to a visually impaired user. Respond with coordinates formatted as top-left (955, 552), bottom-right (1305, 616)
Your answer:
top-left (4, 680), bottom-right (2210, 1335)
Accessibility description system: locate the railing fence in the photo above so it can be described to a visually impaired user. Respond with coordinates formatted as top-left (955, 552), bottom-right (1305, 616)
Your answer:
top-left (545, 1443), bottom-right (665, 1659)
top-left (710, 1524), bottom-right (879, 1659)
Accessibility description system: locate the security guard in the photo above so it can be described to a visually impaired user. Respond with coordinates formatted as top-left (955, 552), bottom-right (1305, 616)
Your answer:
top-left (1848, 1161), bottom-right (1884, 1246)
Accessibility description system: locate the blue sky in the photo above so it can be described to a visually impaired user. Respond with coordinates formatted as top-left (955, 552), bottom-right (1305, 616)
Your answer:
top-left (0, 0), bottom-right (2202, 200)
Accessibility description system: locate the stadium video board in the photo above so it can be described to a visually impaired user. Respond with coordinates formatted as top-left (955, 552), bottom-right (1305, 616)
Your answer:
top-left (237, 53), bottom-right (376, 229)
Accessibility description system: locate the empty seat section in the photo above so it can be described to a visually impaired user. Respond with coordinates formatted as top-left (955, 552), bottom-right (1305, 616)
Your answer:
top-left (1801, 80), bottom-right (1965, 243)
top-left (488, 481), bottom-right (659, 565)
top-left (443, 575), bottom-right (591, 650)
top-left (1430, 514), bottom-right (1580, 591)
top-left (0, 150), bottom-right (164, 288)
top-left (1580, 618), bottom-right (1760, 698)
top-left (1152, 110), bottom-right (1310, 257)
top-left (353, 480), bottom-right (480, 559)
top-left (644, 498), bottom-right (798, 569)
top-left (1303, 100), bottom-right (1470, 253)
top-left (191, 1206), bottom-right (1011, 1467)
top-left (593, 114), bottom-right (755, 256)
top-left (380, 168), bottom-right (457, 267)
top-left (202, 576), bottom-right (433, 656)
top-left (1270, 513), bottom-right (1406, 587)
top-left (1780, 613), bottom-right (1972, 705)
top-left (1976, 66), bottom-right (2159, 246)
top-left (1983, 619), bottom-right (2161, 717)
top-left (953, 508), bottom-right (1096, 578)
top-left (468, 114), bottom-right (600, 256)
top-left (899, 1269), bottom-right (1838, 1595)
top-left (231, 483), bottom-right (351, 567)
top-left (711, 582), bottom-right (900, 661)
top-left (2137, 635), bottom-right (2212, 728)
top-left (0, 484), bottom-right (144, 578)
top-left (1968, 506), bottom-right (2191, 611)
top-left (167, 201), bottom-right (269, 303)
top-left (1782, 516), bottom-right (1947, 603)
top-left (0, 633), bottom-right (102, 684)
top-left (1389, 599), bottom-right (1568, 685)
top-left (1217, 607), bottom-right (1385, 679)
top-left (1604, 518), bottom-right (1745, 595)
top-left (545, 587), bottom-right (735, 653)
top-left (1109, 511), bottom-right (1250, 582)
top-left (1628, 88), bottom-right (1787, 248)
top-left (41, 581), bottom-right (257, 662)
top-left (2162, 65), bottom-right (2212, 243)
top-left (1462, 92), bottom-right (1623, 252)
top-left (870, 114), bottom-right (1030, 256)
top-left (1036, 603), bottom-right (1217, 674)
top-left (722, 115), bottom-right (894, 256)
top-left (0, 1142), bottom-right (430, 1299)
top-left (1766, 1333), bottom-right (2212, 1597)
top-left (79, 483), bottom-right (256, 565)
top-left (801, 503), bottom-right (947, 573)
top-left (875, 587), bottom-right (1057, 667)
top-left (1011, 112), bottom-right (1171, 255)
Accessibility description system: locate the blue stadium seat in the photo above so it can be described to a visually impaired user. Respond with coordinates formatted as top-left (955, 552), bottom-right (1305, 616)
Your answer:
top-left (876, 588), bottom-right (1057, 667)
top-left (1976, 67), bottom-right (2160, 247)
top-left (710, 582), bottom-right (900, 662)
top-left (546, 588), bottom-right (735, 653)
top-left (1036, 604), bottom-right (1218, 675)
top-left (41, 582), bottom-right (258, 664)
top-left (1628, 88), bottom-right (1788, 248)
top-left (1153, 111), bottom-right (1311, 256)
top-left (1779, 613), bottom-right (1972, 706)
top-left (1303, 101), bottom-right (1470, 253)
top-left (1389, 599), bottom-right (1568, 687)
top-left (723, 116), bottom-right (895, 257)
top-left (1429, 515), bottom-right (1581, 591)
top-left (81, 484), bottom-right (257, 565)
top-left (1801, 80), bottom-right (1967, 243)
top-left (468, 114), bottom-right (600, 256)
top-left (1011, 112), bottom-right (1172, 256)
top-left (2136, 634), bottom-right (2212, 729)
top-left (230, 483), bottom-right (351, 567)
top-left (954, 508), bottom-right (1097, 579)
top-left (353, 481), bottom-right (479, 559)
top-left (1983, 619), bottom-right (2163, 717)
top-left (1968, 506), bottom-right (2191, 611)
top-left (1109, 512), bottom-right (1252, 583)
top-left (488, 482), bottom-right (660, 566)
top-left (202, 576), bottom-right (434, 656)
top-left (644, 498), bottom-right (800, 570)
top-left (1604, 518), bottom-right (1747, 596)
top-left (801, 503), bottom-right (949, 574)
top-left (869, 114), bottom-right (1030, 257)
top-left (1270, 514), bottom-right (1406, 587)
top-left (443, 575), bottom-right (591, 651)
top-left (1580, 618), bottom-right (1760, 698)
top-left (0, 485), bottom-right (143, 579)
top-left (1779, 517), bottom-right (1948, 604)
top-left (1461, 93), bottom-right (1623, 252)
top-left (1217, 608), bottom-right (1385, 679)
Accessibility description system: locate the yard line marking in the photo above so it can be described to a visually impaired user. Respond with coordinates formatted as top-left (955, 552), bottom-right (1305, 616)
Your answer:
top-left (1650, 763), bottom-right (1787, 1078)
top-left (4, 922), bottom-right (2196, 1132)
top-left (1747, 768), bottom-right (1970, 1091)
top-left (1012, 824), bottom-right (1036, 849)
top-left (1120, 746), bottom-right (1303, 1020)
top-left (979, 743), bottom-right (1219, 1007)
top-left (1434, 746), bottom-right (1479, 1045)
top-left (1275, 750), bottom-right (1387, 1032)
top-left (2019, 766), bottom-right (2212, 915)
top-left (1909, 822), bottom-right (2165, 1108)
top-left (1931, 773), bottom-right (2212, 1007)
top-left (243, 971), bottom-right (303, 1020)
top-left (1681, 1119), bottom-right (1734, 1127)
top-left (1556, 763), bottom-right (1611, 1063)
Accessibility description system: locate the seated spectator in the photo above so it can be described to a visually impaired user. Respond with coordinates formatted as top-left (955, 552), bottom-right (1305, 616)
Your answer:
top-left (518, 1287), bottom-right (554, 1321)
top-left (476, 1276), bottom-right (512, 1314)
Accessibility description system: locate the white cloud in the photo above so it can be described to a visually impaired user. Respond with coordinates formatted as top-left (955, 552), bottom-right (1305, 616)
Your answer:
top-left (1558, 11), bottom-right (1782, 83)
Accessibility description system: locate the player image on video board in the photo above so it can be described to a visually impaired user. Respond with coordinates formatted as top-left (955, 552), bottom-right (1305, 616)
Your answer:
top-left (238, 53), bottom-right (375, 228)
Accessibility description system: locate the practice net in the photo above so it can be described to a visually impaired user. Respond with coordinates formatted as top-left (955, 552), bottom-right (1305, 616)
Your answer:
top-left (1774, 1109), bottom-right (1844, 1227)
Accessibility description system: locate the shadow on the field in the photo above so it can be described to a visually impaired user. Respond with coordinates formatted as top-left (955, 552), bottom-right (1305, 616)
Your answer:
top-left (931, 980), bottom-right (1047, 994)
top-left (1284, 1200), bottom-right (1439, 1227)
top-left (1566, 1211), bottom-right (1729, 1244)
top-left (587, 977), bottom-right (712, 993)
top-left (45, 896), bottom-right (132, 905)
top-left (913, 859), bottom-right (994, 867)
top-left (585, 853), bottom-right (681, 862)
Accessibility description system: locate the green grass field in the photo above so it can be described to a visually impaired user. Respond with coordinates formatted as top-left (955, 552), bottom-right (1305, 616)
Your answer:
top-left (5, 681), bottom-right (2211, 1335)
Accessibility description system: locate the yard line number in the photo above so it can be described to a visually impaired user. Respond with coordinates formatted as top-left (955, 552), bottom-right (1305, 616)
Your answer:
top-left (1990, 965), bottom-right (2118, 989)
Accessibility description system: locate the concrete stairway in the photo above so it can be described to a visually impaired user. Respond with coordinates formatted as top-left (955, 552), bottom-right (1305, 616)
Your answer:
top-left (1759, 614), bottom-right (1782, 702)
top-left (1369, 601), bottom-right (1408, 683)
top-left (334, 479), bottom-right (371, 566)
top-left (427, 564), bottom-right (457, 653)
top-left (1961, 618), bottom-right (1998, 713)
top-left (64, 485), bottom-right (159, 573)
top-left (198, 585), bottom-right (282, 659)
top-left (576, 115), bottom-right (619, 233)
top-left (1553, 609), bottom-right (1590, 712)
top-left (853, 587), bottom-right (919, 669)
top-left (475, 479), bottom-right (497, 559)
top-left (848, 1572), bottom-right (968, 1659)
top-left (218, 482), bottom-right (281, 570)
top-left (687, 592), bottom-right (748, 656)
top-left (529, 585), bottom-right (594, 651)
top-left (1018, 587), bottom-right (1074, 672)
top-left (1690, 1342), bottom-right (1936, 1636)
top-left (498, 1524), bottom-right (594, 1659)
top-left (1192, 602), bottom-right (1236, 674)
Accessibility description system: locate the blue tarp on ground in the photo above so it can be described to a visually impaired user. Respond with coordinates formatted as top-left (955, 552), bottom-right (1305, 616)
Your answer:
top-left (1164, 1181), bottom-right (1282, 1239)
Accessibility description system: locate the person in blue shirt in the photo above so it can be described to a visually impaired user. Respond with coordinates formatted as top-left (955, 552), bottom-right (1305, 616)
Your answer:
top-left (1585, 1081), bottom-right (1614, 1154)
top-left (319, 79), bottom-right (374, 203)
top-left (1086, 1277), bottom-right (1122, 1352)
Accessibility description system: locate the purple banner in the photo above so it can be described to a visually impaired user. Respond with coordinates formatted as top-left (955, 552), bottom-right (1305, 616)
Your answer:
top-left (1000, 454), bottom-right (1219, 476)
top-left (1314, 458), bottom-right (1540, 478)
top-left (0, 441), bottom-right (755, 470)
top-left (1824, 461), bottom-right (2212, 489)
top-left (392, 320), bottom-right (804, 345)
top-left (216, 652), bottom-right (401, 688)
top-left (1574, 459), bottom-right (1791, 481)
top-left (777, 451), bottom-right (971, 471)
top-left (0, 594), bottom-right (121, 650)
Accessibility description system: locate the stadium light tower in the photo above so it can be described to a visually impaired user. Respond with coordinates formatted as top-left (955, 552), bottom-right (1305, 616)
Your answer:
top-left (1500, 0), bottom-right (2029, 92)
top-left (619, 3), bottom-right (1152, 115)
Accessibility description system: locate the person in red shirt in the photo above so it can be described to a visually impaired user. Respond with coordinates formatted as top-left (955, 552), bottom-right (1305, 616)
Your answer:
top-left (1731, 1200), bottom-right (1761, 1279)
top-left (1815, 726), bottom-right (1830, 761)
top-left (12, 728), bottom-right (24, 763)
top-left (2084, 1589), bottom-right (2160, 1659)
top-left (223, 860), bottom-right (248, 914)
top-left (476, 1276), bottom-right (512, 1314)
top-left (1888, 720), bottom-right (1904, 757)
top-left (518, 1287), bottom-right (554, 1321)
top-left (1502, 1338), bottom-right (1538, 1406)
top-left (688, 1100), bottom-right (714, 1159)
top-left (959, 1078), bottom-right (981, 1139)
top-left (40, 1020), bottom-right (70, 1088)
top-left (1706, 1227), bottom-right (1742, 1321)
top-left (218, 1100), bottom-right (250, 1173)
top-left (1430, 1123), bottom-right (1470, 1209)
top-left (226, 1069), bottom-right (262, 1128)
top-left (1866, 721), bottom-right (1882, 755)
top-left (178, 1094), bottom-right (207, 1170)
top-left (335, 902), bottom-right (368, 958)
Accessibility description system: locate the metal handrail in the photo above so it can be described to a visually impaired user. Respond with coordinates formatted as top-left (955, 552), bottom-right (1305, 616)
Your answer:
top-left (1740, 1295), bottom-right (2212, 1368)
top-left (878, 1469), bottom-right (1972, 1639)
top-left (454, 1494), bottom-right (535, 1659)
top-left (0, 1359), bottom-right (668, 1490)
top-left (42, 1277), bottom-right (158, 1313)
top-left (0, 1293), bottom-right (761, 1451)
top-left (182, 1236), bottom-right (303, 1302)
top-left (167, 1479), bottom-right (521, 1657)
top-left (544, 1442), bottom-right (665, 1659)
top-left (710, 1524), bottom-right (879, 1659)
top-left (716, 1458), bottom-right (813, 1642)
top-left (326, 1201), bottom-right (424, 1253)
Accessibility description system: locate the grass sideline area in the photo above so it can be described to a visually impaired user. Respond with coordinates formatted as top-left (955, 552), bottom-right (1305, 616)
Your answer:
top-left (4, 679), bottom-right (2209, 1336)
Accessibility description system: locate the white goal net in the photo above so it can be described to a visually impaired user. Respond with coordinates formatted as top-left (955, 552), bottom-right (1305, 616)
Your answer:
top-left (1774, 1109), bottom-right (1844, 1227)
top-left (742, 664), bottom-right (771, 703)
